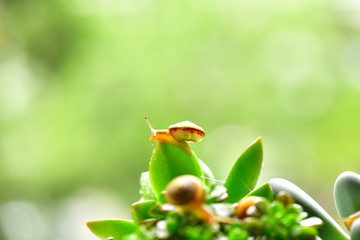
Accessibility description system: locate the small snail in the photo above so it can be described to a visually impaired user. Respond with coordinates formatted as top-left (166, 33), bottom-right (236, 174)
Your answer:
top-left (233, 196), bottom-right (266, 219)
top-left (165, 175), bottom-right (215, 223)
top-left (165, 175), bottom-right (204, 205)
top-left (144, 117), bottom-right (205, 155)
top-left (275, 191), bottom-right (294, 207)
top-left (339, 211), bottom-right (360, 228)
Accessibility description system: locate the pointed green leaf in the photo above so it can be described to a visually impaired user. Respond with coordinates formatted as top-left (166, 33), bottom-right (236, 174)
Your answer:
top-left (269, 178), bottom-right (350, 240)
top-left (334, 171), bottom-right (360, 220)
top-left (224, 137), bottom-right (263, 203)
top-left (149, 142), bottom-right (203, 202)
top-left (131, 200), bottom-right (157, 224)
top-left (246, 182), bottom-right (274, 201)
top-left (86, 219), bottom-right (137, 240)
top-left (139, 171), bottom-right (157, 201)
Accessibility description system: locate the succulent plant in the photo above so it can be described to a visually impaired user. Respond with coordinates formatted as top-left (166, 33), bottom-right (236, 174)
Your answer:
top-left (86, 119), bottom-right (359, 240)
top-left (334, 171), bottom-right (360, 239)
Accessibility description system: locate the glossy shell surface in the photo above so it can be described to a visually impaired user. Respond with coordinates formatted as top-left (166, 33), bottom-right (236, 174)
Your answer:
top-left (169, 121), bottom-right (205, 142)
top-left (165, 175), bottom-right (204, 205)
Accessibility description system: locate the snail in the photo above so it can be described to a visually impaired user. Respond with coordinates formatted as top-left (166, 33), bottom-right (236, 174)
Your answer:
top-left (233, 196), bottom-right (266, 219)
top-left (165, 175), bottom-right (215, 223)
top-left (338, 211), bottom-right (360, 228)
top-left (275, 191), bottom-right (294, 207)
top-left (144, 117), bottom-right (205, 155)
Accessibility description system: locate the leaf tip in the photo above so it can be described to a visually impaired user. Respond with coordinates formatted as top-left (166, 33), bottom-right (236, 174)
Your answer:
top-left (85, 220), bottom-right (95, 229)
top-left (248, 136), bottom-right (263, 155)
top-left (254, 136), bottom-right (262, 145)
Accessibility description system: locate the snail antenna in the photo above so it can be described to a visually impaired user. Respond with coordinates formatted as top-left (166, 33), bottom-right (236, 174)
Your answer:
top-left (144, 116), bottom-right (155, 131)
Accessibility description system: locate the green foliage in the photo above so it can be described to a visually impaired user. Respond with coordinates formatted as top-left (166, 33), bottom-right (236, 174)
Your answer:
top-left (139, 172), bottom-right (157, 201)
top-left (198, 159), bottom-right (216, 187)
top-left (149, 142), bottom-right (203, 202)
top-left (120, 192), bottom-right (322, 240)
top-left (86, 135), bottom-right (359, 240)
top-left (269, 178), bottom-right (350, 240)
top-left (224, 137), bottom-right (263, 203)
top-left (86, 219), bottom-right (138, 240)
top-left (246, 182), bottom-right (274, 201)
top-left (86, 123), bottom-right (360, 240)
top-left (132, 200), bottom-right (157, 224)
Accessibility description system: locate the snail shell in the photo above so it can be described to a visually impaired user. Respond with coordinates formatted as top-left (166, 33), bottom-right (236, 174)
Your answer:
top-left (169, 121), bottom-right (205, 142)
top-left (165, 175), bottom-right (204, 205)
top-left (165, 175), bottom-right (215, 223)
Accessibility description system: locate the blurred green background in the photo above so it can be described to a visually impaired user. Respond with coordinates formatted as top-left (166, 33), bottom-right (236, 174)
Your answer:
top-left (1, 0), bottom-right (360, 239)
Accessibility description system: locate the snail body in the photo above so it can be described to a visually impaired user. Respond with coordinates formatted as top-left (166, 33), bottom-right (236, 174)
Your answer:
top-left (145, 117), bottom-right (205, 155)
top-left (233, 196), bottom-right (266, 219)
top-left (339, 211), bottom-right (360, 228)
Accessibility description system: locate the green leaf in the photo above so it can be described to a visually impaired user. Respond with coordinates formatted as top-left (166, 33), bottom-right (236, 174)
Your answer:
top-left (269, 178), bottom-right (350, 240)
top-left (334, 171), bottom-right (360, 220)
top-left (246, 182), bottom-right (274, 201)
top-left (139, 171), bottom-right (157, 201)
top-left (224, 137), bottom-right (263, 203)
top-left (351, 218), bottom-right (360, 240)
top-left (198, 158), bottom-right (216, 187)
top-left (149, 142), bottom-right (203, 202)
top-left (86, 219), bottom-right (137, 240)
top-left (131, 200), bottom-right (157, 224)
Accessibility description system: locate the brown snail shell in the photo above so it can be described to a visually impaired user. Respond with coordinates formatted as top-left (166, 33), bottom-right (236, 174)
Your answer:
top-left (165, 175), bottom-right (204, 205)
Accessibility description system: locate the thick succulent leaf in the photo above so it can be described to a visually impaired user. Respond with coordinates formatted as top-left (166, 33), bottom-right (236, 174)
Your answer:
top-left (86, 219), bottom-right (137, 240)
top-left (149, 142), bottom-right (203, 202)
top-left (139, 171), bottom-right (157, 201)
top-left (334, 171), bottom-right (360, 220)
top-left (224, 137), bottom-right (263, 203)
top-left (131, 200), bottom-right (157, 224)
top-left (246, 182), bottom-right (274, 201)
top-left (351, 218), bottom-right (360, 240)
top-left (269, 178), bottom-right (350, 240)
